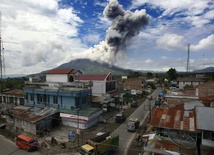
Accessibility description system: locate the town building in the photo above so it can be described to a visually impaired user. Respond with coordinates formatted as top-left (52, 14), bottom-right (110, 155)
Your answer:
top-left (143, 102), bottom-right (203, 155)
top-left (23, 68), bottom-right (102, 130)
top-left (6, 105), bottom-right (59, 135)
top-left (176, 77), bottom-right (206, 90)
top-left (0, 89), bottom-right (25, 113)
top-left (196, 106), bottom-right (214, 155)
top-left (76, 73), bottom-right (122, 111)
top-left (197, 81), bottom-right (214, 107)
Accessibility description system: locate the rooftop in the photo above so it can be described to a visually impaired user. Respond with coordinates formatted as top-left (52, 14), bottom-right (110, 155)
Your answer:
top-left (176, 77), bottom-right (205, 82)
top-left (144, 133), bottom-right (197, 155)
top-left (150, 103), bottom-right (198, 132)
top-left (9, 106), bottom-right (58, 123)
top-left (45, 68), bottom-right (79, 74)
top-left (2, 89), bottom-right (25, 96)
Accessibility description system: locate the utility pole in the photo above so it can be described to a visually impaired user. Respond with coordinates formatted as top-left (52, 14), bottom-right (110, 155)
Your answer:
top-left (0, 11), bottom-right (2, 104)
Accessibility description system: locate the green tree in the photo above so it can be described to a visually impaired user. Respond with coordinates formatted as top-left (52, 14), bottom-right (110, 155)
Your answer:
top-left (167, 68), bottom-right (178, 81)
top-left (128, 71), bottom-right (142, 78)
top-left (146, 72), bottom-right (153, 79)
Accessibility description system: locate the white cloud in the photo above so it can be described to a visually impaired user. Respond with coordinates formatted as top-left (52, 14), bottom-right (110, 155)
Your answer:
top-left (0, 0), bottom-right (86, 74)
top-left (145, 59), bottom-right (153, 63)
top-left (130, 0), bottom-right (213, 27)
top-left (84, 34), bottom-right (100, 43)
top-left (156, 33), bottom-right (184, 51)
top-left (191, 34), bottom-right (214, 51)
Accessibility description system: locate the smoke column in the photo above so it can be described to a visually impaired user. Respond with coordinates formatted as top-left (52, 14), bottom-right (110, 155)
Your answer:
top-left (83, 0), bottom-right (150, 65)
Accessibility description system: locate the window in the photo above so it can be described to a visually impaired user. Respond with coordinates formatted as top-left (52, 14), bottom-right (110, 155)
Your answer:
top-left (53, 96), bottom-right (58, 104)
top-left (203, 131), bottom-right (214, 141)
top-left (30, 94), bottom-right (34, 101)
top-left (37, 94), bottom-right (43, 104)
top-left (106, 81), bottom-right (115, 92)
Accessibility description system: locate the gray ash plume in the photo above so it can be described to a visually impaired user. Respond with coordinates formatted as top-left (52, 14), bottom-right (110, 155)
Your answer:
top-left (83, 0), bottom-right (150, 65)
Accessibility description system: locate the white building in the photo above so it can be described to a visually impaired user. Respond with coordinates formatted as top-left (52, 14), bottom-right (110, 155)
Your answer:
top-left (45, 68), bottom-right (82, 83)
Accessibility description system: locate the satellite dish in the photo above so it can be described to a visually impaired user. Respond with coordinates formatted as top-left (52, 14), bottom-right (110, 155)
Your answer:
top-left (169, 131), bottom-right (196, 149)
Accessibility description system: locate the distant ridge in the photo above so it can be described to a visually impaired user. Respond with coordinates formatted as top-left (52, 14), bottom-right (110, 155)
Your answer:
top-left (193, 67), bottom-right (214, 73)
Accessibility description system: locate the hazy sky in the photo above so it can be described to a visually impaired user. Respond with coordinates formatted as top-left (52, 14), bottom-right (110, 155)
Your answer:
top-left (0, 0), bottom-right (213, 75)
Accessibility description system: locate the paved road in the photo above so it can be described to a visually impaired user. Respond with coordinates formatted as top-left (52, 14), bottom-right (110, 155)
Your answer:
top-left (112, 88), bottom-right (161, 155)
top-left (0, 135), bottom-right (41, 155)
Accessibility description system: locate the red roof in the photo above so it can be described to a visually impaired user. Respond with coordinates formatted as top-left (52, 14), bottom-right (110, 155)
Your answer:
top-left (3, 89), bottom-right (25, 96)
top-left (76, 74), bottom-right (108, 81)
top-left (45, 69), bottom-right (79, 74)
top-left (150, 104), bottom-right (197, 132)
top-left (199, 95), bottom-right (214, 101)
top-left (176, 77), bottom-right (205, 82)
top-left (198, 81), bottom-right (214, 88)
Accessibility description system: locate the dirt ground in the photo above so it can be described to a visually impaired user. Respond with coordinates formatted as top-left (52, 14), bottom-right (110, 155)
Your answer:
top-left (39, 97), bottom-right (148, 155)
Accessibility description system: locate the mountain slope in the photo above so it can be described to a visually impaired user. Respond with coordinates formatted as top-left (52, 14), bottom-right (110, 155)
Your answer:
top-left (55, 58), bottom-right (131, 75)
top-left (193, 67), bottom-right (214, 73)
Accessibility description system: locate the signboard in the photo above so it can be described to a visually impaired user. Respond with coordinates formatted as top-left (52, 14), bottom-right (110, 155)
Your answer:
top-left (76, 128), bottom-right (80, 135)
top-left (68, 130), bottom-right (75, 141)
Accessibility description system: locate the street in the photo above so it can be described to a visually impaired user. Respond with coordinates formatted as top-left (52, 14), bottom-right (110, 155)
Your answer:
top-left (0, 135), bottom-right (41, 155)
top-left (112, 88), bottom-right (161, 155)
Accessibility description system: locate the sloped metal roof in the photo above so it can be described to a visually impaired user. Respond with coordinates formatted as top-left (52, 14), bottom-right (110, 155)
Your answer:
top-left (9, 106), bottom-right (58, 123)
top-left (45, 68), bottom-right (79, 74)
top-left (150, 103), bottom-right (197, 132)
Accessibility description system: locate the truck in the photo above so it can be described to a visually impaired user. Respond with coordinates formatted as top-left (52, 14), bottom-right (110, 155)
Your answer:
top-left (79, 132), bottom-right (119, 155)
top-left (127, 118), bottom-right (140, 132)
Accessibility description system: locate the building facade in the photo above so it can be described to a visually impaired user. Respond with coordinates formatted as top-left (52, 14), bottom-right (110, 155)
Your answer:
top-left (23, 68), bottom-right (102, 130)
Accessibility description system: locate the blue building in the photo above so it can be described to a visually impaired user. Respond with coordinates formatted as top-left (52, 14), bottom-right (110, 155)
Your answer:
top-left (24, 69), bottom-right (102, 129)
top-left (24, 84), bottom-right (92, 109)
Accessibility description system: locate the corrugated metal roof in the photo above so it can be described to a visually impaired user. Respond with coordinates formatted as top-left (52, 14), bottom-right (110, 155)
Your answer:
top-left (76, 74), bottom-right (108, 81)
top-left (45, 68), bottom-right (79, 74)
top-left (10, 106), bottom-right (58, 123)
top-left (150, 103), bottom-right (197, 132)
top-left (196, 106), bottom-right (214, 131)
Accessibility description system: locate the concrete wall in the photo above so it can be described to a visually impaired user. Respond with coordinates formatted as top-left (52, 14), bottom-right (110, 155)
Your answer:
top-left (46, 74), bottom-right (68, 82)
top-left (92, 81), bottom-right (106, 94)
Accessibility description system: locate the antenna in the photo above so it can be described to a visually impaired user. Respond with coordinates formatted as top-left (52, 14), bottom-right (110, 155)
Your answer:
top-left (186, 43), bottom-right (190, 75)
top-left (0, 11), bottom-right (2, 81)
top-left (0, 11), bottom-right (2, 104)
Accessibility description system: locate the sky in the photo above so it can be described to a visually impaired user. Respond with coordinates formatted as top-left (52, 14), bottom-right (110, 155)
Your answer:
top-left (0, 0), bottom-right (213, 75)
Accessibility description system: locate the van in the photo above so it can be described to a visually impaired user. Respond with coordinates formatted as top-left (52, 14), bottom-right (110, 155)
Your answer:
top-left (16, 134), bottom-right (38, 151)
top-left (115, 113), bottom-right (126, 123)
